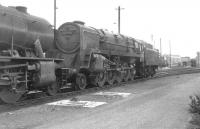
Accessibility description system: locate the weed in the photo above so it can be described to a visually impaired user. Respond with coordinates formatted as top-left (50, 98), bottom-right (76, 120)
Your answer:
top-left (189, 95), bottom-right (200, 114)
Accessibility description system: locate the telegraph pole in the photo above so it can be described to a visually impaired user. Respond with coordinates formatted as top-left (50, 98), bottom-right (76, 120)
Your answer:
top-left (54, 0), bottom-right (57, 30)
top-left (54, 0), bottom-right (57, 43)
top-left (151, 34), bottom-right (154, 42)
top-left (169, 40), bottom-right (171, 68)
top-left (117, 6), bottom-right (124, 34)
top-left (151, 34), bottom-right (154, 48)
top-left (160, 38), bottom-right (162, 56)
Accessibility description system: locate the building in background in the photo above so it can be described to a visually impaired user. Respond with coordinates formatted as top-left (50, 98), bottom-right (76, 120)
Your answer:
top-left (181, 57), bottom-right (191, 66)
top-left (163, 54), bottom-right (181, 67)
top-left (196, 52), bottom-right (200, 67)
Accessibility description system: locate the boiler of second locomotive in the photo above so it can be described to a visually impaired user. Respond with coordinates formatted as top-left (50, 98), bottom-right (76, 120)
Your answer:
top-left (54, 21), bottom-right (100, 69)
top-left (0, 5), bottom-right (54, 53)
top-left (56, 22), bottom-right (81, 54)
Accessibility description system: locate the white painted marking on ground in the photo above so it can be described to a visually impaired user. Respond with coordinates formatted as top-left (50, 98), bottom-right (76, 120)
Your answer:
top-left (47, 100), bottom-right (107, 108)
top-left (93, 92), bottom-right (131, 98)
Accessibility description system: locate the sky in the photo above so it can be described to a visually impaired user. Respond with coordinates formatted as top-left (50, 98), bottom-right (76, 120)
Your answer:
top-left (1, 0), bottom-right (200, 58)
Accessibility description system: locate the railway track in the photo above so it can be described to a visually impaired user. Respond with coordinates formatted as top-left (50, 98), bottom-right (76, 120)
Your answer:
top-left (1, 67), bottom-right (200, 107)
top-left (155, 67), bottom-right (200, 77)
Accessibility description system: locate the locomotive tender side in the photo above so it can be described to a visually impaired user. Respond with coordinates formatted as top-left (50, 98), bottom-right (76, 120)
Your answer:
top-left (136, 40), bottom-right (159, 76)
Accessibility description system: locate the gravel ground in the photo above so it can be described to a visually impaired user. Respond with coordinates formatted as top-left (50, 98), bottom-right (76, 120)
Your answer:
top-left (0, 73), bottom-right (200, 129)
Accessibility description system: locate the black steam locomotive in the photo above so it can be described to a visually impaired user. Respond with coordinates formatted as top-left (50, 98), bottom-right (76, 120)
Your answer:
top-left (0, 5), bottom-right (160, 103)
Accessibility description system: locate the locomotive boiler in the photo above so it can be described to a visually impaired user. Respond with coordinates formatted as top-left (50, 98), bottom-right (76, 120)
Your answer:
top-left (0, 5), bottom-right (160, 104)
top-left (0, 5), bottom-right (54, 55)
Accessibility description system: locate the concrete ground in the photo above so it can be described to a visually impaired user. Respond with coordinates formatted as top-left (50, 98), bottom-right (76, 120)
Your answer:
top-left (0, 73), bottom-right (200, 129)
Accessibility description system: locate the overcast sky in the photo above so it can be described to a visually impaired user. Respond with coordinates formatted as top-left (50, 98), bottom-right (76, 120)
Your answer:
top-left (1, 0), bottom-right (200, 58)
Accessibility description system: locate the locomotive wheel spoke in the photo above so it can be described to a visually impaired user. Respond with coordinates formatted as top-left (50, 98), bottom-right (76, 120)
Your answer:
top-left (129, 69), bottom-right (135, 80)
top-left (96, 72), bottom-right (106, 87)
top-left (144, 68), bottom-right (150, 78)
top-left (75, 73), bottom-right (87, 90)
top-left (151, 68), bottom-right (156, 77)
top-left (123, 70), bottom-right (130, 82)
top-left (116, 71), bottom-right (123, 83)
top-left (107, 71), bottom-right (115, 85)
top-left (46, 82), bottom-right (59, 96)
top-left (0, 86), bottom-right (25, 104)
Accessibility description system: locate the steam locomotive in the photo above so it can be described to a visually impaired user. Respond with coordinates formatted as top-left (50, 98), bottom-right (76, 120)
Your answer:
top-left (0, 5), bottom-right (160, 103)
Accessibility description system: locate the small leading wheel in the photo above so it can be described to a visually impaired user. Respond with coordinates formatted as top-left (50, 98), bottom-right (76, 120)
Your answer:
top-left (46, 82), bottom-right (59, 96)
top-left (75, 73), bottom-right (87, 90)
top-left (96, 72), bottom-right (106, 88)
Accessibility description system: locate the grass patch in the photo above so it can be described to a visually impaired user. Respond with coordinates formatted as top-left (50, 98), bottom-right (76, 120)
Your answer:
top-left (188, 95), bottom-right (200, 128)
top-left (189, 95), bottom-right (200, 114)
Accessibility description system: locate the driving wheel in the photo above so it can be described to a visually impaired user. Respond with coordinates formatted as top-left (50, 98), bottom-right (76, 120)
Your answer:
top-left (129, 69), bottom-right (136, 80)
top-left (75, 73), bottom-right (87, 90)
top-left (46, 82), bottom-right (59, 96)
top-left (96, 72), bottom-right (106, 87)
top-left (107, 71), bottom-right (115, 85)
top-left (123, 69), bottom-right (130, 82)
top-left (116, 71), bottom-right (123, 83)
top-left (0, 86), bottom-right (26, 104)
